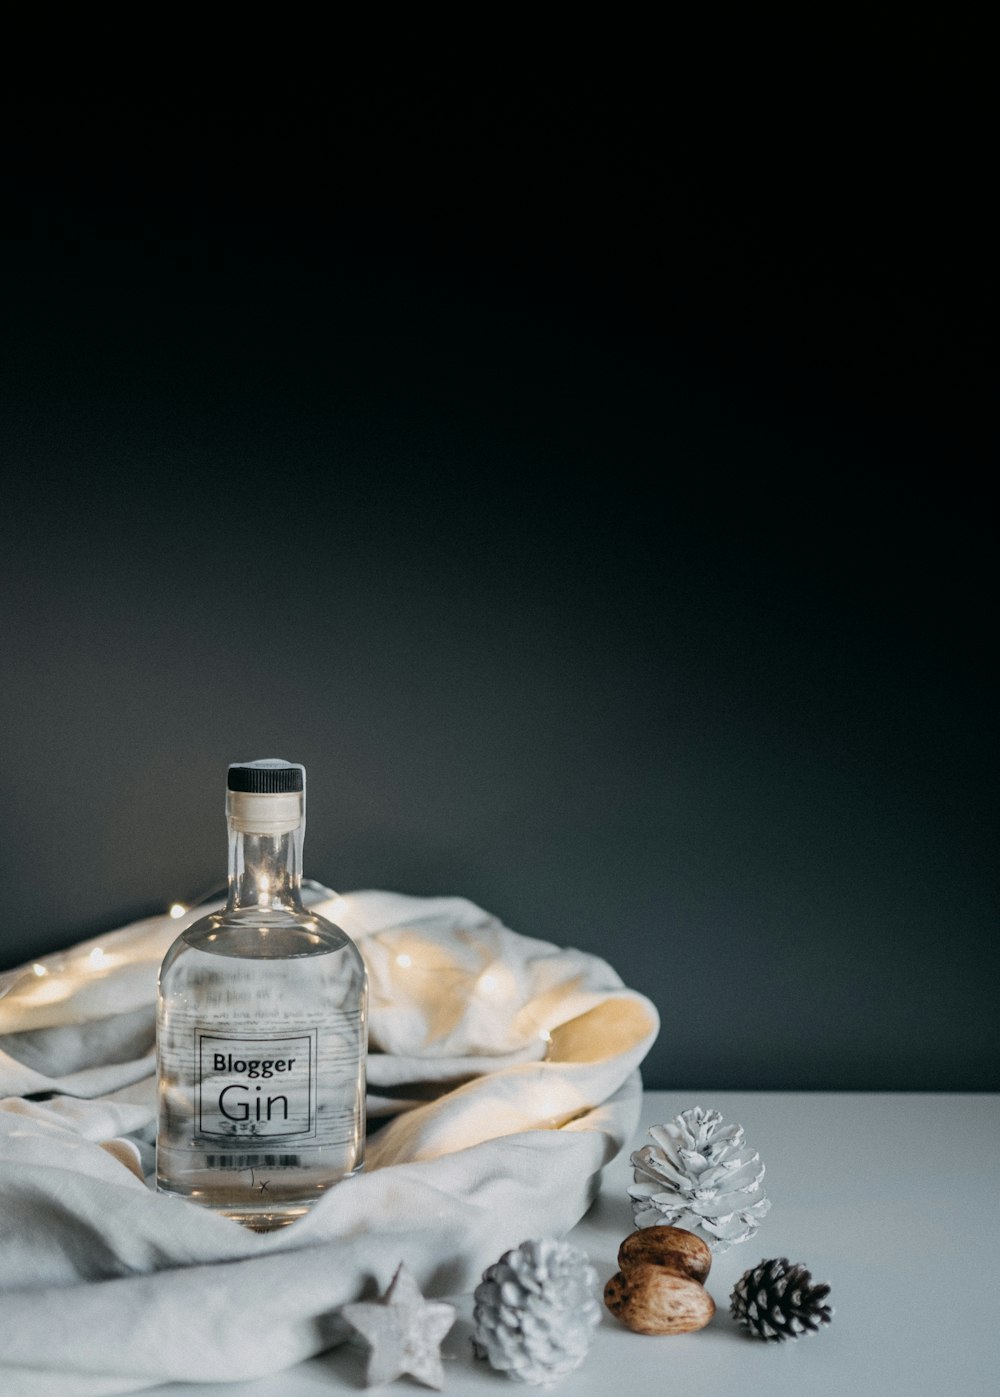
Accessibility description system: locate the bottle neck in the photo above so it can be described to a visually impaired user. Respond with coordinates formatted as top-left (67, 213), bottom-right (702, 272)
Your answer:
top-left (226, 824), bottom-right (305, 913)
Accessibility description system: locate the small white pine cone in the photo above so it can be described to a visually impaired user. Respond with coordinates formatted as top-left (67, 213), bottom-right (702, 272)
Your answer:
top-left (628, 1106), bottom-right (771, 1253)
top-left (472, 1238), bottom-right (601, 1386)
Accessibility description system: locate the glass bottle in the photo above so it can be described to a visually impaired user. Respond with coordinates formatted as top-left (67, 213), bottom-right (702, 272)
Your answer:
top-left (156, 759), bottom-right (367, 1230)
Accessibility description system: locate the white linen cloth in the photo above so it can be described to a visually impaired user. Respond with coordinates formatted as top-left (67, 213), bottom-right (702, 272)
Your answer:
top-left (0, 891), bottom-right (658, 1396)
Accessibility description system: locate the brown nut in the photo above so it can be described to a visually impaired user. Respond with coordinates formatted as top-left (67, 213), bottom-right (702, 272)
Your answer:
top-left (618, 1225), bottom-right (712, 1284)
top-left (604, 1261), bottom-right (715, 1335)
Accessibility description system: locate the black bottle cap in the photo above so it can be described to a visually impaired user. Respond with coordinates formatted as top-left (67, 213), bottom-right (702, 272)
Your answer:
top-left (227, 760), bottom-right (305, 794)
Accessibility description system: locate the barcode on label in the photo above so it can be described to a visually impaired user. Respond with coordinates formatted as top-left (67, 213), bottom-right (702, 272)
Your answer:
top-left (203, 1154), bottom-right (303, 1168)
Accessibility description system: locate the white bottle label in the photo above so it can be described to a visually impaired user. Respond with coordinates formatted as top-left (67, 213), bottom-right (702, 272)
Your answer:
top-left (195, 1031), bottom-right (317, 1140)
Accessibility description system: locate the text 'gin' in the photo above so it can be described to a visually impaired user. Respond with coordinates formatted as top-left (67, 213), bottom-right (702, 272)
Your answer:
top-left (156, 759), bottom-right (367, 1230)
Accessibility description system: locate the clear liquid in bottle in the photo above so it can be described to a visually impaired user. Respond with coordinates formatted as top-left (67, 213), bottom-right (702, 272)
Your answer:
top-left (156, 759), bottom-right (367, 1230)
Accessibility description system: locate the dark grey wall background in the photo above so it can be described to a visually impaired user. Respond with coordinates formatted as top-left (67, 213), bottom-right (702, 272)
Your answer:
top-left (1, 87), bottom-right (995, 1090)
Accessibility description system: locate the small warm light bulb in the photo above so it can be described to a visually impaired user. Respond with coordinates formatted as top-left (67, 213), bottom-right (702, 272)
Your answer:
top-left (168, 903), bottom-right (187, 920)
top-left (259, 875), bottom-right (270, 892)
top-left (396, 953), bottom-right (412, 969)
top-left (31, 963), bottom-right (47, 977)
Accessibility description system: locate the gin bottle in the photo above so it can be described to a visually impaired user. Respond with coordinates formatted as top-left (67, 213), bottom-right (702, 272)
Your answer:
top-left (156, 759), bottom-right (367, 1229)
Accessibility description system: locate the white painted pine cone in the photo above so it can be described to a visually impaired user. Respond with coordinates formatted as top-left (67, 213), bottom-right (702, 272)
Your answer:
top-left (472, 1238), bottom-right (601, 1386)
top-left (628, 1106), bottom-right (771, 1252)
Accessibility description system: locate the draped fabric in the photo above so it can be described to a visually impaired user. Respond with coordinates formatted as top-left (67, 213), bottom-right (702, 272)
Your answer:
top-left (0, 891), bottom-right (658, 1396)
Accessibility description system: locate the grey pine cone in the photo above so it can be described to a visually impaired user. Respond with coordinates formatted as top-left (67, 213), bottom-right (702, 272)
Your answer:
top-left (628, 1105), bottom-right (770, 1252)
top-left (472, 1238), bottom-right (601, 1386)
top-left (730, 1257), bottom-right (833, 1341)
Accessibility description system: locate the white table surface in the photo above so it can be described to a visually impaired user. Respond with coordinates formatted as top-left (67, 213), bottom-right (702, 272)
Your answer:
top-left (147, 1090), bottom-right (999, 1397)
